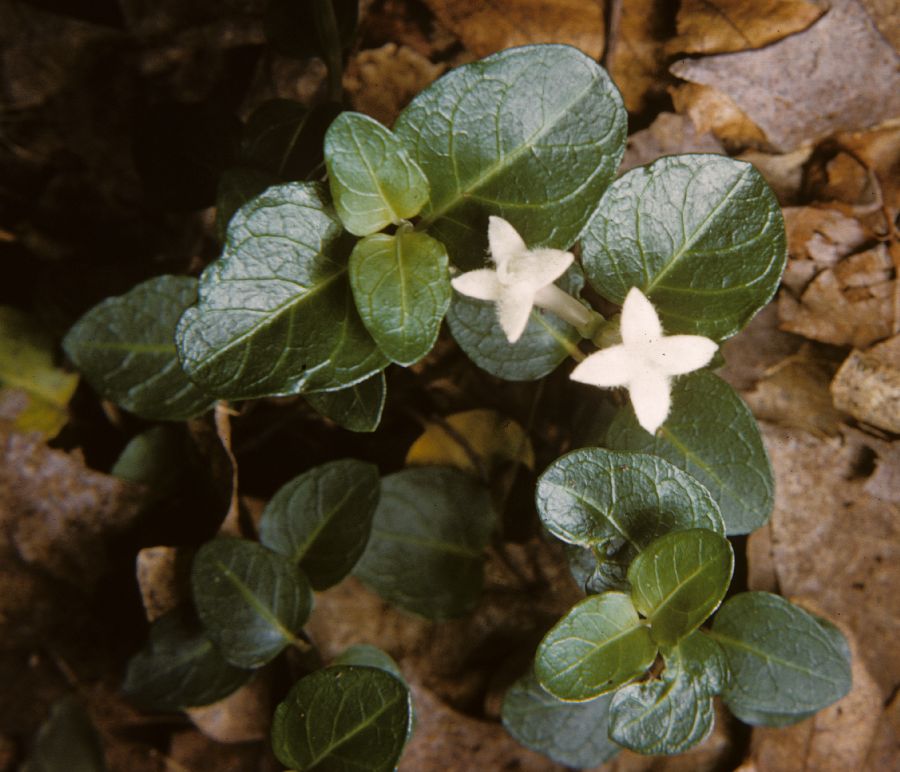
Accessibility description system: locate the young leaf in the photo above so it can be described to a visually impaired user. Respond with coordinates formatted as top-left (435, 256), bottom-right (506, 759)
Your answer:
top-left (353, 467), bottom-right (495, 619)
top-left (259, 459), bottom-right (381, 590)
top-left (628, 529), bottom-right (733, 647)
top-left (605, 370), bottom-right (774, 534)
top-left (122, 608), bottom-right (253, 711)
top-left (565, 542), bottom-right (631, 594)
top-left (580, 155), bottom-right (786, 340)
top-left (304, 371), bottom-right (386, 432)
top-left (271, 665), bottom-right (410, 772)
top-left (22, 696), bottom-right (106, 772)
top-left (535, 592), bottom-right (657, 701)
top-left (176, 182), bottom-right (388, 400)
top-left (63, 276), bottom-right (214, 421)
top-left (349, 230), bottom-right (450, 365)
top-left (710, 592), bottom-right (852, 723)
top-left (325, 112), bottom-right (430, 236)
top-left (191, 538), bottom-right (313, 668)
top-left (394, 44), bottom-right (627, 269)
top-left (501, 672), bottom-right (620, 768)
top-left (214, 166), bottom-right (280, 243)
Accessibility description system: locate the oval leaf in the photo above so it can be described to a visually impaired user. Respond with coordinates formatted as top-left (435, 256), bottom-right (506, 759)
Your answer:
top-left (304, 371), bottom-right (386, 432)
top-left (352, 467), bottom-right (495, 619)
top-left (271, 665), bottom-right (410, 772)
top-left (349, 230), bottom-right (450, 365)
top-left (176, 182), bottom-right (388, 400)
top-left (191, 538), bottom-right (313, 668)
top-left (259, 459), bottom-right (381, 590)
top-left (394, 44), bottom-right (626, 269)
top-left (325, 112), bottom-right (429, 236)
top-left (535, 592), bottom-right (657, 701)
top-left (581, 154), bottom-right (786, 340)
top-left (23, 696), bottom-right (106, 772)
top-left (605, 370), bottom-right (774, 534)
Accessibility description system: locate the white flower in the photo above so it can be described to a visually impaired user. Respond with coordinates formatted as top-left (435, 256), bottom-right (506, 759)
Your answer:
top-left (570, 288), bottom-right (717, 434)
top-left (451, 216), bottom-right (587, 343)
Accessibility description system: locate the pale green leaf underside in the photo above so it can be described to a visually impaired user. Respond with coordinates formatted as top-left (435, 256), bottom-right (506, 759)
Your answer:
top-left (304, 371), bottom-right (386, 432)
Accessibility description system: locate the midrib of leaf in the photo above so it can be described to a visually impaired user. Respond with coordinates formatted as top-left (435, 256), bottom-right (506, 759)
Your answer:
top-left (289, 483), bottom-right (362, 563)
top-left (547, 622), bottom-right (650, 682)
top-left (644, 558), bottom-right (716, 623)
top-left (154, 638), bottom-right (215, 676)
top-left (371, 527), bottom-right (482, 558)
top-left (307, 691), bottom-right (404, 765)
top-left (352, 126), bottom-right (399, 225)
top-left (658, 424), bottom-right (735, 506)
top-left (215, 560), bottom-right (297, 644)
top-left (548, 483), bottom-right (641, 550)
top-left (617, 678), bottom-right (680, 732)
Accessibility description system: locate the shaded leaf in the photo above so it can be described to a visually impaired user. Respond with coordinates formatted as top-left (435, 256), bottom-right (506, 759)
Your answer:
top-left (333, 644), bottom-right (404, 680)
top-left (111, 425), bottom-right (185, 496)
top-left (22, 696), bottom-right (105, 772)
top-left (304, 371), bottom-right (386, 432)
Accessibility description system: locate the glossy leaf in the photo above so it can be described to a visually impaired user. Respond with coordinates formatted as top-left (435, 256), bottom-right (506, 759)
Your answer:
top-left (394, 44), bottom-right (626, 269)
top-left (565, 542), bottom-right (630, 594)
top-left (349, 230), bottom-right (450, 365)
top-left (214, 166), bottom-right (279, 243)
top-left (325, 112), bottom-right (429, 236)
top-left (63, 276), bottom-right (214, 421)
top-left (304, 371), bottom-right (386, 432)
top-left (535, 592), bottom-right (657, 701)
top-left (605, 370), bottom-right (774, 534)
top-left (259, 459), bottom-right (381, 590)
top-left (191, 538), bottom-right (313, 668)
top-left (176, 182), bottom-right (388, 400)
top-left (271, 665), bottom-right (410, 772)
top-left (122, 608), bottom-right (253, 711)
top-left (353, 467), bottom-right (495, 619)
top-left (581, 155), bottom-right (786, 340)
top-left (710, 592), bottom-right (851, 723)
top-left (22, 696), bottom-right (105, 772)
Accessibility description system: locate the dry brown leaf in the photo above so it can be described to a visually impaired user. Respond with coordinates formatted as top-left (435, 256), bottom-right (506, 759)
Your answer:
top-left (736, 147), bottom-right (812, 204)
top-left (187, 674), bottom-right (271, 744)
top-left (669, 82), bottom-right (767, 149)
top-left (423, 0), bottom-right (605, 59)
top-left (606, 0), bottom-right (672, 113)
top-left (670, 0), bottom-right (900, 151)
top-left (858, 0), bottom-right (900, 49)
top-left (668, 0), bottom-right (826, 55)
top-left (135, 546), bottom-right (185, 623)
top-left (783, 207), bottom-right (869, 267)
top-left (831, 335), bottom-right (900, 432)
top-left (621, 112), bottom-right (724, 173)
top-left (864, 691), bottom-right (900, 770)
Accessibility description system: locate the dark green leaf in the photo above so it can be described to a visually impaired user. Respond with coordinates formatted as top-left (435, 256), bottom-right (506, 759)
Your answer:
top-left (353, 467), bottom-right (495, 620)
top-left (22, 696), bottom-right (105, 772)
top-left (265, 0), bottom-right (359, 59)
top-left (350, 230), bottom-right (450, 365)
top-left (501, 672), bottom-right (620, 768)
top-left (259, 459), bottom-right (381, 590)
top-left (394, 44), bottom-right (626, 269)
top-left (628, 529), bottom-right (733, 646)
top-left (191, 538), bottom-right (313, 668)
top-left (333, 644), bottom-right (404, 681)
top-left (304, 371), bottom-right (386, 432)
top-left (63, 275), bottom-right (214, 421)
top-left (111, 425), bottom-right (185, 496)
top-left (710, 592), bottom-right (851, 723)
top-left (565, 542), bottom-right (630, 594)
top-left (535, 592), bottom-right (657, 701)
top-left (581, 155), bottom-right (786, 340)
top-left (271, 665), bottom-right (410, 772)
top-left (215, 166), bottom-right (280, 243)
top-left (122, 608), bottom-right (253, 711)
top-left (605, 370), bottom-right (774, 534)
top-left (176, 182), bottom-right (388, 400)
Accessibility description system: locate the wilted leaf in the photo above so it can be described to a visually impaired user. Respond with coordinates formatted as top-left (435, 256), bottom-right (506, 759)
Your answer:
top-left (606, 0), bottom-right (671, 113)
top-left (304, 371), bottom-right (386, 432)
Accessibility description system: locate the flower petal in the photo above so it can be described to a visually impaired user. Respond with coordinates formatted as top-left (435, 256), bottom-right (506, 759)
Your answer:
top-left (569, 345), bottom-right (636, 387)
top-left (496, 285), bottom-right (535, 343)
top-left (620, 287), bottom-right (662, 346)
top-left (451, 269), bottom-right (503, 301)
top-left (488, 216), bottom-right (527, 270)
top-left (649, 335), bottom-right (718, 376)
top-left (500, 248), bottom-right (574, 292)
top-left (628, 372), bottom-right (672, 434)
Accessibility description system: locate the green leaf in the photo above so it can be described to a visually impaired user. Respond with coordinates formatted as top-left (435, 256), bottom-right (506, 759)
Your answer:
top-left (304, 371), bottom-right (386, 432)
top-left (176, 182), bottom-right (388, 400)
top-left (535, 591), bottom-right (657, 701)
top-left (501, 673), bottom-right (620, 768)
top-left (111, 425), bottom-right (185, 497)
top-left (271, 665), bottom-right (410, 772)
top-left (22, 696), bottom-right (106, 772)
top-left (394, 44), bottom-right (626, 269)
top-left (565, 542), bottom-right (630, 594)
top-left (259, 459), bottom-right (381, 590)
top-left (349, 230), bottom-right (450, 365)
top-left (353, 467), bottom-right (495, 620)
top-left (215, 166), bottom-right (280, 243)
top-left (628, 529), bottom-right (733, 647)
top-left (446, 264), bottom-right (584, 381)
top-left (710, 592), bottom-right (851, 723)
top-left (191, 538), bottom-right (313, 668)
top-left (325, 112), bottom-right (429, 236)
top-left (580, 154), bottom-right (786, 341)
top-left (122, 608), bottom-right (253, 711)
top-left (63, 276), bottom-right (214, 421)
top-left (605, 370), bottom-right (774, 534)
top-left (333, 644), bottom-right (404, 680)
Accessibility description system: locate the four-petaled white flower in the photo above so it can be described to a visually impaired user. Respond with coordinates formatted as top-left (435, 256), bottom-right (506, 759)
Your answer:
top-left (451, 216), bottom-right (590, 343)
top-left (570, 288), bottom-right (717, 435)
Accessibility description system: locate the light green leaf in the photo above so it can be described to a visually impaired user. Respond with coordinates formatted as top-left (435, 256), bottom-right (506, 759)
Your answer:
top-left (628, 529), bottom-right (733, 647)
top-left (501, 673), bottom-right (620, 768)
top-left (394, 44), bottom-right (626, 269)
top-left (271, 665), bottom-right (410, 772)
top-left (176, 182), bottom-right (388, 400)
top-left (191, 538), bottom-right (313, 668)
top-left (605, 370), bottom-right (774, 534)
top-left (22, 696), bottom-right (105, 772)
top-left (349, 229), bottom-right (450, 365)
top-left (353, 467), bottom-right (495, 620)
top-left (581, 155), bottom-right (786, 340)
top-left (304, 371), bottom-right (386, 432)
top-left (215, 166), bottom-right (280, 243)
top-left (535, 591), bottom-right (657, 701)
top-left (259, 459), bottom-right (381, 590)
top-left (325, 111), bottom-right (429, 236)
top-left (63, 276), bottom-right (214, 421)
top-left (710, 592), bottom-right (851, 723)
